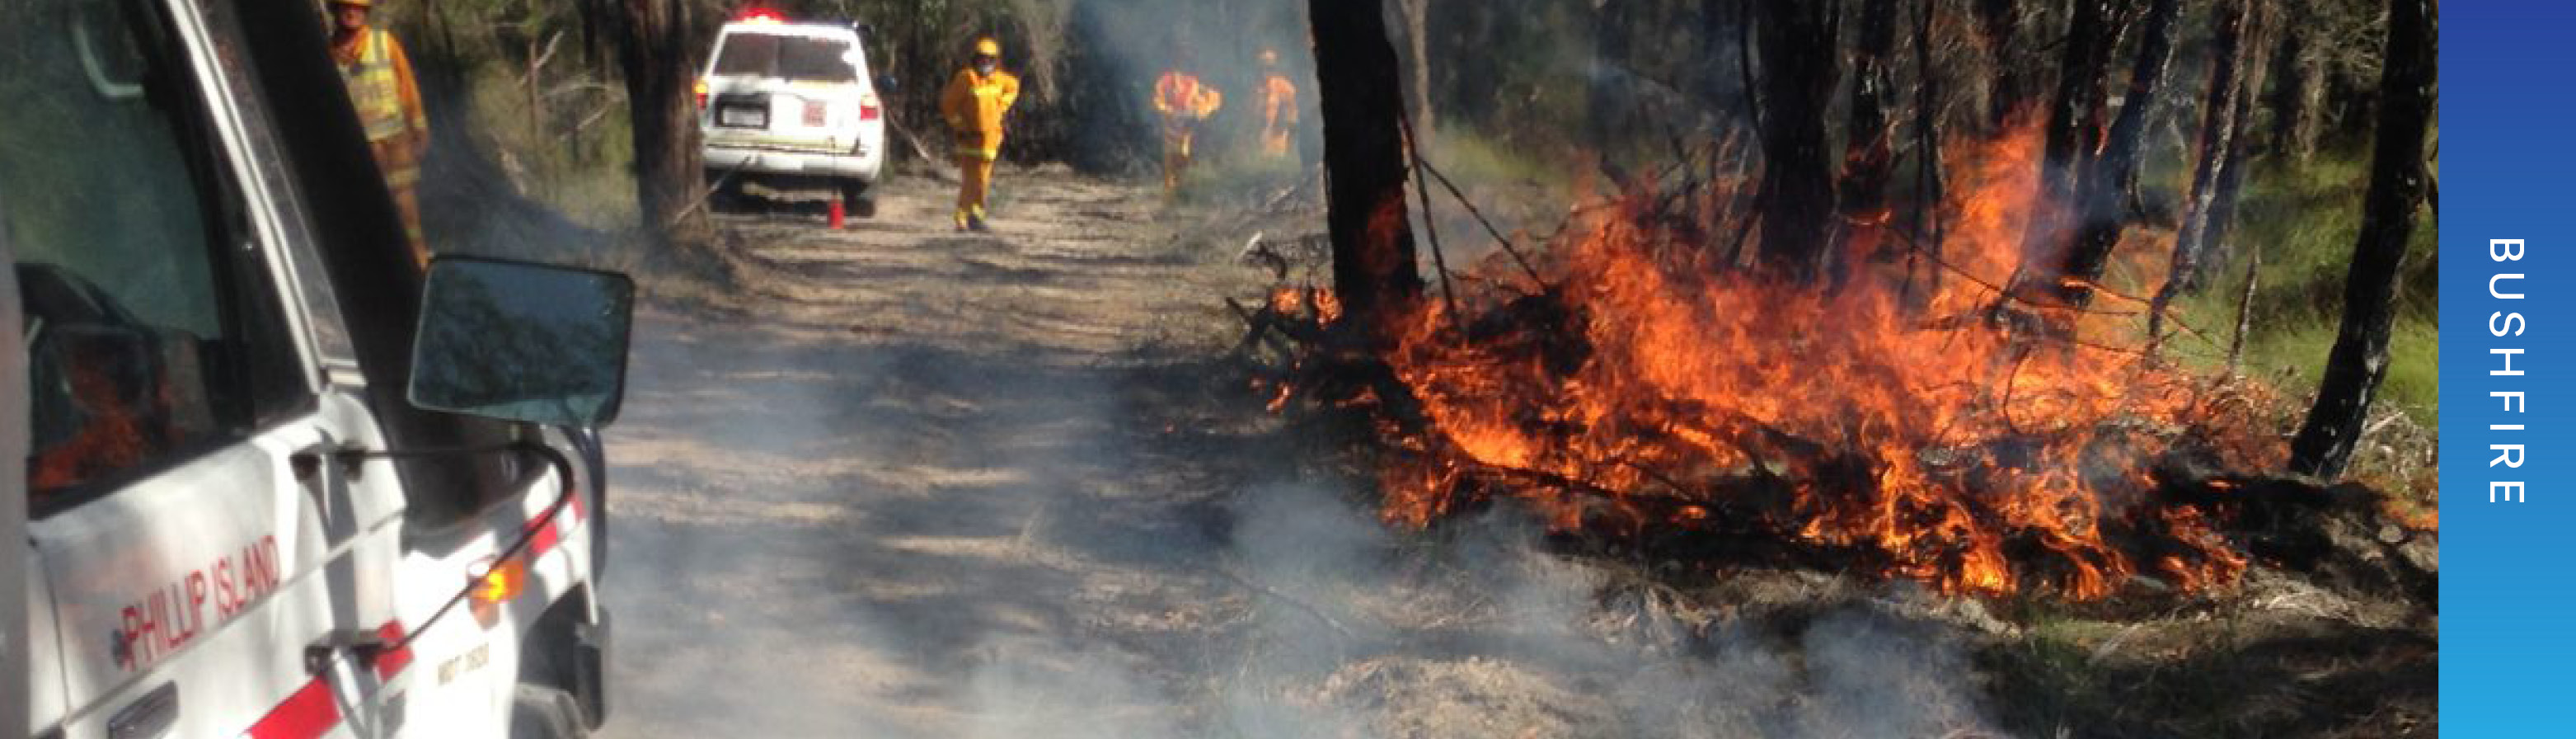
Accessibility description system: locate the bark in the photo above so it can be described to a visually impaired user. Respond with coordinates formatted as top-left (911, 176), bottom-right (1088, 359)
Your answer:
top-left (1907, 0), bottom-right (1945, 306)
top-left (2035, 0), bottom-right (2121, 209)
top-left (1396, 0), bottom-right (1436, 140)
top-left (2150, 0), bottom-right (2256, 337)
top-left (2289, 0), bottom-right (2435, 478)
top-left (1752, 0), bottom-right (1841, 283)
top-left (2264, 1), bottom-right (2317, 162)
top-left (2199, 16), bottom-right (2272, 279)
top-left (1973, 0), bottom-right (2023, 128)
top-left (586, 0), bottom-right (713, 252)
top-left (1837, 0), bottom-right (1901, 239)
top-left (2058, 0), bottom-right (2179, 306)
top-left (1311, 0), bottom-right (1426, 341)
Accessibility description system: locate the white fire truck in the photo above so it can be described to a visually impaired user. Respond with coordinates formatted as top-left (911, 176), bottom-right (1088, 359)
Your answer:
top-left (2, 0), bottom-right (628, 737)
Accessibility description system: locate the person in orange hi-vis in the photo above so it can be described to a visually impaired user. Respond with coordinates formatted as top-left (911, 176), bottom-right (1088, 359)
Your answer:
top-left (940, 35), bottom-right (1021, 232)
top-left (1152, 49), bottom-right (1223, 195)
top-left (329, 0), bottom-right (431, 267)
top-left (1256, 48), bottom-right (1297, 160)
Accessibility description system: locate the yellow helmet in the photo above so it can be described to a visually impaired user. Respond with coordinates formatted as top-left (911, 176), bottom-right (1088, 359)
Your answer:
top-left (974, 36), bottom-right (1002, 58)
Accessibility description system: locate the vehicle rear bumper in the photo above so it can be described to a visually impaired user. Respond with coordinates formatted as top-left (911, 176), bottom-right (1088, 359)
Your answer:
top-left (704, 144), bottom-right (880, 183)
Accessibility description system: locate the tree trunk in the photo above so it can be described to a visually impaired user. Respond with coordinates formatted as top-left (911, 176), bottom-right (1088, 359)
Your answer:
top-left (2198, 15), bottom-right (2272, 280)
top-left (2264, 1), bottom-right (2318, 162)
top-left (1396, 0), bottom-right (1436, 140)
top-left (1837, 0), bottom-right (1900, 243)
top-left (1311, 0), bottom-right (1426, 341)
top-left (2288, 0), bottom-right (2434, 478)
top-left (1753, 0), bottom-right (1840, 283)
top-left (1973, 0), bottom-right (2023, 128)
top-left (2057, 0), bottom-right (2178, 307)
top-left (591, 0), bottom-right (712, 253)
top-left (2034, 0), bottom-right (2119, 211)
top-left (2150, 0), bottom-right (2256, 337)
top-left (1907, 0), bottom-right (1945, 307)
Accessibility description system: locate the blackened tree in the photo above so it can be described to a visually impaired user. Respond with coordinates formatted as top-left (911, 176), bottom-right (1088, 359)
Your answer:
top-left (2289, 0), bottom-right (2436, 478)
top-left (1309, 0), bottom-right (1426, 341)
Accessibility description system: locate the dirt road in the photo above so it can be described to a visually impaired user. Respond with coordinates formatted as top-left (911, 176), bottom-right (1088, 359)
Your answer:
top-left (594, 171), bottom-right (1286, 737)
top-left (592, 171), bottom-right (2017, 738)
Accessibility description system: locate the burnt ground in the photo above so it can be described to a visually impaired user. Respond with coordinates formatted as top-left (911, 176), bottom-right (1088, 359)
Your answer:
top-left (590, 168), bottom-right (2434, 739)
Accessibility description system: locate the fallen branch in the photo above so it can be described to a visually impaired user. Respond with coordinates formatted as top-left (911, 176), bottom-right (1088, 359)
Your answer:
top-left (1209, 564), bottom-right (1359, 641)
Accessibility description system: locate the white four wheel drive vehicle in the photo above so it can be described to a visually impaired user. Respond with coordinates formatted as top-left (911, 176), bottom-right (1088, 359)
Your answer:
top-left (2, 0), bottom-right (632, 737)
top-left (697, 10), bottom-right (889, 215)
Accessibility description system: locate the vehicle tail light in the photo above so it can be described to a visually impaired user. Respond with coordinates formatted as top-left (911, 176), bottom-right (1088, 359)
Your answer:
top-left (470, 557), bottom-right (527, 608)
top-left (860, 95), bottom-right (880, 121)
top-left (738, 8), bottom-right (783, 24)
top-left (693, 78), bottom-right (709, 110)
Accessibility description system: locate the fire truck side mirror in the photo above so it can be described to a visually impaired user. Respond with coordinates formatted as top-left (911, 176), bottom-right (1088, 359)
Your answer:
top-left (408, 257), bottom-right (634, 429)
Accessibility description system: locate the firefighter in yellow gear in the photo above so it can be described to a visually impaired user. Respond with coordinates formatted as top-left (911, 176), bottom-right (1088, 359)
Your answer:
top-left (328, 0), bottom-right (431, 268)
top-left (1256, 48), bottom-right (1297, 160)
top-left (1152, 60), bottom-right (1222, 195)
top-left (939, 36), bottom-right (1021, 232)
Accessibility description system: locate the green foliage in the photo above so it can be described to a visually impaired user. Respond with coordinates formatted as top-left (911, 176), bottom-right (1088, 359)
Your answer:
top-left (2174, 151), bottom-right (2440, 426)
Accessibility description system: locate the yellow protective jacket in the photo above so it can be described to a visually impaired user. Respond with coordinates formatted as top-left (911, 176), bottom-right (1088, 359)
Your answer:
top-left (333, 26), bottom-right (428, 184)
top-left (1153, 71), bottom-right (1222, 125)
top-left (940, 66), bottom-right (1021, 160)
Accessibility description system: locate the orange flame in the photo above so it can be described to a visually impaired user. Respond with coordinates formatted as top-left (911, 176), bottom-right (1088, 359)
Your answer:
top-left (1354, 126), bottom-right (2272, 599)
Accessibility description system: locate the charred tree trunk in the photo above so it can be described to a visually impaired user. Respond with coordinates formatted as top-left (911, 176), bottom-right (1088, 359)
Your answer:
top-left (2058, 0), bottom-right (2179, 306)
top-left (584, 0), bottom-right (713, 252)
top-left (2034, 0), bottom-right (2120, 213)
top-left (2014, 0), bottom-right (2123, 302)
top-left (1752, 0), bottom-right (1840, 283)
top-left (1907, 0), bottom-right (1945, 306)
top-left (1973, 0), bottom-right (2024, 129)
top-left (1837, 0), bottom-right (1901, 247)
top-left (1311, 0), bottom-right (1426, 340)
top-left (2289, 0), bottom-right (2435, 478)
top-left (2150, 0), bottom-right (2258, 337)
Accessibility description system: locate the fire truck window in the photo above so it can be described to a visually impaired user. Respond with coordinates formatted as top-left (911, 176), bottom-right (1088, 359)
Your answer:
top-left (711, 32), bottom-right (782, 77)
top-left (776, 38), bottom-right (857, 82)
top-left (0, 0), bottom-right (304, 509)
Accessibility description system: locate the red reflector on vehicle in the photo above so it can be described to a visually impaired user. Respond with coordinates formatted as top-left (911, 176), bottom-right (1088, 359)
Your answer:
top-left (246, 678), bottom-right (340, 739)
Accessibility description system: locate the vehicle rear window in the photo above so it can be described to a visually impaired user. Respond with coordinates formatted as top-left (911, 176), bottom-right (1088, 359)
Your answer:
top-left (712, 32), bottom-right (856, 82)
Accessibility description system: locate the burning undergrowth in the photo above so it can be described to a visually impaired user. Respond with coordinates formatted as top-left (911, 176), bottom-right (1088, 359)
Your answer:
top-left (1254, 129), bottom-right (2300, 600)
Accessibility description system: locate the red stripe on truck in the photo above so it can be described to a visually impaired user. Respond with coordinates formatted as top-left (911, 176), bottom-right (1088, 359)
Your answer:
top-left (372, 620), bottom-right (413, 681)
top-left (243, 677), bottom-right (339, 739)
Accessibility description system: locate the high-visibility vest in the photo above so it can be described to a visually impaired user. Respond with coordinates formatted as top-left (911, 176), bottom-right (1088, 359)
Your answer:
top-left (340, 29), bottom-right (406, 143)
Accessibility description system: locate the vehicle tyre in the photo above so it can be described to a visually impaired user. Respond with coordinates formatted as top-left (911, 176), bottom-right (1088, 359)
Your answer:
top-left (510, 685), bottom-right (590, 739)
top-left (839, 179), bottom-right (875, 218)
top-left (706, 174), bottom-right (745, 214)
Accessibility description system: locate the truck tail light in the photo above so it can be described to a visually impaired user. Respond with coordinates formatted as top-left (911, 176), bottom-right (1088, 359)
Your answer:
top-left (471, 557), bottom-right (527, 609)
